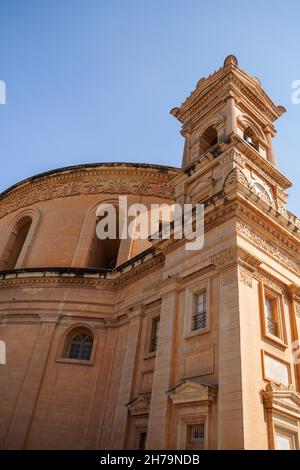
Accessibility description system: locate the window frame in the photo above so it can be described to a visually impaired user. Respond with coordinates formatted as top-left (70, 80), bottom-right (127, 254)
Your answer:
top-left (183, 278), bottom-right (211, 339)
top-left (259, 281), bottom-right (287, 348)
top-left (72, 198), bottom-right (128, 268)
top-left (132, 420), bottom-right (149, 450)
top-left (177, 414), bottom-right (208, 450)
top-left (149, 316), bottom-right (160, 354)
top-left (186, 422), bottom-right (205, 450)
top-left (191, 291), bottom-right (207, 332)
top-left (143, 305), bottom-right (161, 359)
top-left (0, 208), bottom-right (40, 271)
top-left (56, 324), bottom-right (97, 366)
top-left (274, 426), bottom-right (298, 450)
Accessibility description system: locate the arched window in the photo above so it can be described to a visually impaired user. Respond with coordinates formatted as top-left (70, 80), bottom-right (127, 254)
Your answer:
top-left (64, 327), bottom-right (94, 361)
top-left (243, 127), bottom-right (259, 151)
top-left (199, 126), bottom-right (218, 155)
top-left (88, 206), bottom-right (122, 269)
top-left (1, 216), bottom-right (33, 270)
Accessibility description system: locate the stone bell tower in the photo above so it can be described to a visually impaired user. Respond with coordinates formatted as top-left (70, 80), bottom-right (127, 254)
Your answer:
top-left (171, 54), bottom-right (283, 167)
top-left (168, 56), bottom-right (300, 449)
top-left (170, 55), bottom-right (291, 213)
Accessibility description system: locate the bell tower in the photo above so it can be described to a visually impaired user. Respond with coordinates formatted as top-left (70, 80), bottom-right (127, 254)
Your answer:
top-left (170, 55), bottom-right (292, 216)
top-left (166, 57), bottom-right (300, 449)
top-left (171, 54), bottom-right (284, 167)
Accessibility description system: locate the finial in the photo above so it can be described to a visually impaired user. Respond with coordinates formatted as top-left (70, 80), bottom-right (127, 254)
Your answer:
top-left (170, 107), bottom-right (179, 117)
top-left (224, 55), bottom-right (238, 67)
top-left (277, 105), bottom-right (286, 116)
top-left (196, 77), bottom-right (206, 88)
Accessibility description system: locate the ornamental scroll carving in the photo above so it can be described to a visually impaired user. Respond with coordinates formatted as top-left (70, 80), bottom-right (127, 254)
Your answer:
top-left (263, 382), bottom-right (300, 411)
top-left (0, 173), bottom-right (175, 219)
top-left (223, 167), bottom-right (249, 191)
top-left (239, 268), bottom-right (253, 288)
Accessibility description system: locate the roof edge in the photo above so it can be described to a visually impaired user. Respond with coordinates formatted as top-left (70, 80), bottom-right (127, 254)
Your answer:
top-left (0, 161), bottom-right (180, 200)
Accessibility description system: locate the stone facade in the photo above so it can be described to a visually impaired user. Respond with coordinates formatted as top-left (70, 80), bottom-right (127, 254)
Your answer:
top-left (0, 56), bottom-right (300, 450)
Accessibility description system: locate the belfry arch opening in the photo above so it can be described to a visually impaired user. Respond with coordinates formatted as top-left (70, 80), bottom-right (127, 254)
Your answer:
top-left (1, 216), bottom-right (33, 270)
top-left (199, 126), bottom-right (218, 155)
top-left (243, 126), bottom-right (259, 151)
top-left (88, 206), bottom-right (123, 269)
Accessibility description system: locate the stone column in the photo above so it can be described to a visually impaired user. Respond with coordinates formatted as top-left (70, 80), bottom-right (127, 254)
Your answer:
top-left (110, 308), bottom-right (142, 449)
top-left (225, 93), bottom-right (237, 136)
top-left (4, 314), bottom-right (60, 449)
top-left (181, 127), bottom-right (192, 167)
top-left (146, 280), bottom-right (179, 449)
top-left (264, 126), bottom-right (276, 165)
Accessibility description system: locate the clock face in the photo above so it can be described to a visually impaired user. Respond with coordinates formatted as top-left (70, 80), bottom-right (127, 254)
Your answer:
top-left (251, 181), bottom-right (273, 204)
top-left (252, 182), bottom-right (265, 196)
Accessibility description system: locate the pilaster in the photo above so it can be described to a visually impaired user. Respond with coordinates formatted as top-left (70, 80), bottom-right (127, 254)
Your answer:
top-left (110, 307), bottom-right (142, 449)
top-left (4, 314), bottom-right (60, 449)
top-left (146, 279), bottom-right (180, 449)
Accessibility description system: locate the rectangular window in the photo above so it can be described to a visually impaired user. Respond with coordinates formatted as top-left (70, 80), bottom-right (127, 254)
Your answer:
top-left (259, 282), bottom-right (286, 346)
top-left (187, 424), bottom-right (205, 450)
top-left (264, 295), bottom-right (278, 337)
top-left (192, 291), bottom-right (207, 331)
top-left (149, 317), bottom-right (160, 353)
top-left (275, 430), bottom-right (296, 450)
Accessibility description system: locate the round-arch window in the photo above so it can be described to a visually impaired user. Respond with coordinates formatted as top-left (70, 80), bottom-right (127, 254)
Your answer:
top-left (64, 328), bottom-right (94, 361)
top-left (199, 126), bottom-right (218, 155)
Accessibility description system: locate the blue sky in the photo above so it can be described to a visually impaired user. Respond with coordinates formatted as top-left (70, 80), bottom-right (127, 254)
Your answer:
top-left (0, 0), bottom-right (299, 214)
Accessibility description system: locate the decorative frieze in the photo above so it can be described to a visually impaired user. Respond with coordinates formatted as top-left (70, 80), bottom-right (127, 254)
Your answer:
top-left (219, 149), bottom-right (247, 168)
top-left (223, 167), bottom-right (249, 191)
top-left (0, 171), bottom-right (175, 220)
top-left (0, 253), bottom-right (165, 290)
top-left (237, 221), bottom-right (300, 275)
top-left (210, 246), bottom-right (237, 269)
top-left (257, 272), bottom-right (286, 296)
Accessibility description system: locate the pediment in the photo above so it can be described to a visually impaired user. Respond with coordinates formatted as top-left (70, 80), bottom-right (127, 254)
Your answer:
top-left (126, 396), bottom-right (150, 416)
top-left (263, 383), bottom-right (300, 418)
top-left (168, 380), bottom-right (216, 405)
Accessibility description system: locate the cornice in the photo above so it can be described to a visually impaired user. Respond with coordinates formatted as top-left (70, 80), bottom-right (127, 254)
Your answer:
top-left (147, 191), bottom-right (300, 269)
top-left (263, 383), bottom-right (300, 417)
top-left (126, 396), bottom-right (150, 415)
top-left (0, 276), bottom-right (118, 289)
top-left (0, 252), bottom-right (165, 290)
top-left (235, 199), bottom-right (300, 251)
top-left (172, 67), bottom-right (281, 125)
top-left (234, 137), bottom-right (291, 189)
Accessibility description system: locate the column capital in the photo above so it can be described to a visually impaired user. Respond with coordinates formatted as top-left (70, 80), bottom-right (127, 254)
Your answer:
top-left (264, 124), bottom-right (276, 137)
top-left (211, 246), bottom-right (261, 273)
top-left (38, 313), bottom-right (61, 324)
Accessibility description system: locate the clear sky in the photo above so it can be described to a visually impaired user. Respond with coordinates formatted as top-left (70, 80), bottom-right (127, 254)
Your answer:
top-left (0, 0), bottom-right (299, 214)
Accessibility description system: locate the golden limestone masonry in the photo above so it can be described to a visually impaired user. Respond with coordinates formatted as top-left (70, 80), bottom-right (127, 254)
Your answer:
top-left (0, 56), bottom-right (300, 450)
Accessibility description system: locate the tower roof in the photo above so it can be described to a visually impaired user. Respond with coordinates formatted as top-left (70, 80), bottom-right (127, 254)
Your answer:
top-left (170, 55), bottom-right (285, 125)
